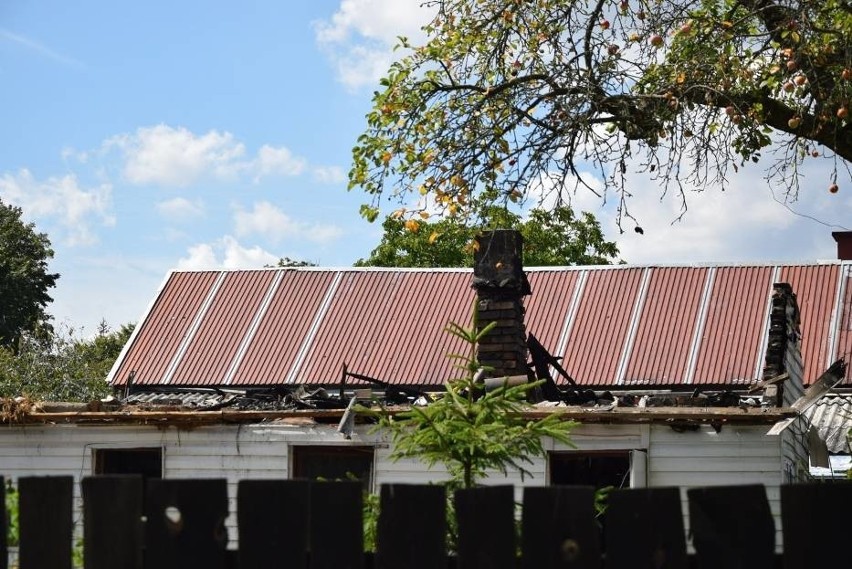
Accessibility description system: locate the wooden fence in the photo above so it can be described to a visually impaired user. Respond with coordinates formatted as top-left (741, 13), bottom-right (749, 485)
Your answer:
top-left (1, 476), bottom-right (850, 568)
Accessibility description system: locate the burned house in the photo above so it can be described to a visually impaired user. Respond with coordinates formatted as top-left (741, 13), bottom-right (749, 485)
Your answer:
top-left (1, 230), bottom-right (851, 546)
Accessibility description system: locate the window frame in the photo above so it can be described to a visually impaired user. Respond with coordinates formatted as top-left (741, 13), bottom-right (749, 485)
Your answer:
top-left (92, 446), bottom-right (164, 479)
top-left (290, 444), bottom-right (375, 491)
top-left (548, 449), bottom-right (642, 489)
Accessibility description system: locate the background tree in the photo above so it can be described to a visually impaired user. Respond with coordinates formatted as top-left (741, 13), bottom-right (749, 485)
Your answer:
top-left (356, 205), bottom-right (619, 267)
top-left (350, 0), bottom-right (851, 226)
top-left (0, 322), bottom-right (134, 402)
top-left (269, 257), bottom-right (317, 267)
top-left (0, 199), bottom-right (59, 351)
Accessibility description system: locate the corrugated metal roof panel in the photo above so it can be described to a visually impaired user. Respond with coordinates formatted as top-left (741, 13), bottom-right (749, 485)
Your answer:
top-left (170, 271), bottom-right (276, 386)
top-left (804, 395), bottom-right (852, 453)
top-left (691, 266), bottom-right (773, 385)
top-left (230, 270), bottom-right (338, 386)
top-left (294, 270), bottom-right (472, 386)
top-left (560, 268), bottom-right (644, 386)
top-left (778, 265), bottom-right (841, 382)
top-left (623, 267), bottom-right (707, 386)
top-left (524, 270), bottom-right (581, 361)
top-left (112, 271), bottom-right (220, 386)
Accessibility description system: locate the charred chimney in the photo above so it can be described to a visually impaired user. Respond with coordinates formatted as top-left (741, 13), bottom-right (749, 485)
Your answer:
top-left (761, 283), bottom-right (801, 406)
top-left (471, 230), bottom-right (531, 379)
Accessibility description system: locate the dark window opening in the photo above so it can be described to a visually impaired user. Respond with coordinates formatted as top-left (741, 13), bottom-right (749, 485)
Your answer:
top-left (549, 451), bottom-right (631, 489)
top-left (93, 447), bottom-right (163, 480)
top-left (292, 446), bottom-right (373, 490)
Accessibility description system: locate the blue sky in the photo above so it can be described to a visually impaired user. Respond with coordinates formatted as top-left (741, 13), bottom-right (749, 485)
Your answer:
top-left (1, 0), bottom-right (849, 335)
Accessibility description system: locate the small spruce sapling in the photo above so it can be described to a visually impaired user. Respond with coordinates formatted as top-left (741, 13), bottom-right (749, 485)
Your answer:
top-left (371, 308), bottom-right (577, 490)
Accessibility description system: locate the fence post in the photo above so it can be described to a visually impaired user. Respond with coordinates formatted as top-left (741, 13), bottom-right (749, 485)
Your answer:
top-left (781, 483), bottom-right (852, 568)
top-left (18, 476), bottom-right (73, 569)
top-left (455, 485), bottom-right (516, 569)
top-left (604, 487), bottom-right (688, 569)
top-left (376, 484), bottom-right (446, 569)
top-left (521, 486), bottom-right (600, 569)
top-left (238, 479), bottom-right (310, 569)
top-left (687, 484), bottom-right (775, 569)
top-left (144, 478), bottom-right (228, 569)
top-left (309, 480), bottom-right (363, 569)
top-left (0, 476), bottom-right (6, 569)
top-left (82, 475), bottom-right (144, 569)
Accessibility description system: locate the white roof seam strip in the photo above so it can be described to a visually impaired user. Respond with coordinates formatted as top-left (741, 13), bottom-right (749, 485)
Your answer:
top-left (161, 272), bottom-right (227, 386)
top-left (614, 267), bottom-right (652, 386)
top-left (285, 271), bottom-right (344, 384)
top-left (555, 270), bottom-right (588, 358)
top-left (683, 267), bottom-right (716, 385)
top-left (222, 271), bottom-right (285, 386)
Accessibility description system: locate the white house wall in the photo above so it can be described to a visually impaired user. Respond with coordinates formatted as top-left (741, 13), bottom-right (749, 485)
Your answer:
top-left (648, 424), bottom-right (785, 551)
top-left (0, 420), bottom-right (790, 549)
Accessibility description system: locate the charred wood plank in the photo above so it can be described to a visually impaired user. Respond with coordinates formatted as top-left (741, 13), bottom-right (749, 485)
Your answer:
top-left (144, 478), bottom-right (228, 569)
top-left (376, 484), bottom-right (446, 569)
top-left (521, 486), bottom-right (600, 569)
top-left (688, 484), bottom-right (774, 569)
top-left (83, 475), bottom-right (144, 569)
top-left (238, 479), bottom-right (310, 569)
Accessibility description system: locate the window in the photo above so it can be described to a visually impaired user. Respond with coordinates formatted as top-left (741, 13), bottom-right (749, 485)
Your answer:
top-left (549, 451), bottom-right (632, 489)
top-left (291, 446), bottom-right (373, 490)
top-left (93, 447), bottom-right (163, 479)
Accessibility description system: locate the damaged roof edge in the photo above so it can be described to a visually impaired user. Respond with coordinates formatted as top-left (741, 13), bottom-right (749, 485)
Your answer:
top-left (2, 404), bottom-right (797, 427)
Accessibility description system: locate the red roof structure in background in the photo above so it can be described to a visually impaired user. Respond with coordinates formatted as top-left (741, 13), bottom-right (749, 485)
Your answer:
top-left (108, 262), bottom-right (852, 390)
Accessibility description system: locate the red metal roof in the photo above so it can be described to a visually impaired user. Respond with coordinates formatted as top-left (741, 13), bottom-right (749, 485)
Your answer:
top-left (108, 262), bottom-right (852, 389)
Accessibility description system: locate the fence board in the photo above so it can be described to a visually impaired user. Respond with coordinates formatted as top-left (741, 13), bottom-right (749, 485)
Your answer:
top-left (82, 475), bottom-right (144, 569)
top-left (455, 485), bottom-right (515, 569)
top-left (238, 479), bottom-right (310, 569)
top-left (309, 480), bottom-right (363, 569)
top-left (687, 484), bottom-right (775, 569)
top-left (521, 486), bottom-right (600, 569)
top-left (1, 476), bottom-right (846, 568)
top-left (376, 484), bottom-right (446, 569)
top-left (604, 487), bottom-right (688, 569)
top-left (144, 478), bottom-right (228, 569)
top-left (18, 476), bottom-right (73, 569)
top-left (0, 476), bottom-right (6, 569)
top-left (781, 482), bottom-right (852, 568)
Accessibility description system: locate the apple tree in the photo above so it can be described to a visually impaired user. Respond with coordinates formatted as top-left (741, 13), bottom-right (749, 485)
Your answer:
top-left (349, 0), bottom-right (851, 225)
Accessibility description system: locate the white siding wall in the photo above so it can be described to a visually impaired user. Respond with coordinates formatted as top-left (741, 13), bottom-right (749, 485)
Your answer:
top-left (0, 420), bottom-right (787, 550)
top-left (648, 424), bottom-right (784, 551)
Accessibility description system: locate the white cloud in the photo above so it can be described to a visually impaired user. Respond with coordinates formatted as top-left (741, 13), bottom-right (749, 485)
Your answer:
top-left (253, 145), bottom-right (305, 181)
top-left (156, 197), bottom-right (205, 220)
top-left (176, 236), bottom-right (279, 270)
top-left (0, 169), bottom-right (114, 246)
top-left (104, 125), bottom-right (304, 187)
top-left (106, 125), bottom-right (246, 187)
top-left (524, 160), bottom-right (848, 264)
top-left (314, 0), bottom-right (434, 89)
top-left (313, 165), bottom-right (347, 184)
top-left (315, 0), bottom-right (427, 45)
top-left (233, 201), bottom-right (343, 243)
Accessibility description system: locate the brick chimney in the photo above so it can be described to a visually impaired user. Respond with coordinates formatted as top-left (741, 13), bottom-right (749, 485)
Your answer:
top-left (832, 231), bottom-right (852, 260)
top-left (471, 230), bottom-right (531, 379)
top-left (761, 283), bottom-right (803, 407)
